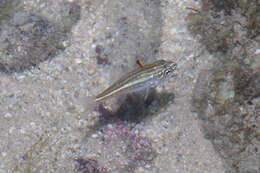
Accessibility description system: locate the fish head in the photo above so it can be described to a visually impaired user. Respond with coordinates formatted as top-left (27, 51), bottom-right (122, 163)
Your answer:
top-left (160, 60), bottom-right (177, 79)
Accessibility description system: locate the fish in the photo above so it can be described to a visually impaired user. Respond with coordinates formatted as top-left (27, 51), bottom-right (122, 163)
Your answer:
top-left (94, 59), bottom-right (177, 102)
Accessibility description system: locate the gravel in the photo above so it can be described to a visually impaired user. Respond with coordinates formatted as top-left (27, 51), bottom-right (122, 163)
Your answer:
top-left (0, 0), bottom-right (259, 173)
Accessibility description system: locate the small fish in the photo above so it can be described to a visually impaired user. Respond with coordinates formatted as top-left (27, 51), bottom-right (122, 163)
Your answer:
top-left (94, 59), bottom-right (177, 102)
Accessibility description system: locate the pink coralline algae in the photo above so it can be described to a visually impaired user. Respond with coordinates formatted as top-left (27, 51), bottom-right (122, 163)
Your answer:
top-left (102, 120), bottom-right (156, 165)
top-left (74, 158), bottom-right (108, 173)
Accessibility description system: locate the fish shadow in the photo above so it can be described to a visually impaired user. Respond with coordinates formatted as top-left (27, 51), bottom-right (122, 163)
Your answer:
top-left (85, 88), bottom-right (175, 137)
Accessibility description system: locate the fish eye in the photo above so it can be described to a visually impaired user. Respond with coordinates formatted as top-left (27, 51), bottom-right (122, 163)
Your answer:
top-left (164, 69), bottom-right (171, 76)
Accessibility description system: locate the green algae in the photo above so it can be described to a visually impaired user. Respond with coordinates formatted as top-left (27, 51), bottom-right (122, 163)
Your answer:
top-left (188, 0), bottom-right (260, 172)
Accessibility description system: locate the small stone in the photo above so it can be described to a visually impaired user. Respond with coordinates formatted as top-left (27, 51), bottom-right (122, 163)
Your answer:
top-left (95, 45), bottom-right (103, 54)
top-left (144, 164), bottom-right (151, 168)
top-left (1, 152), bottom-right (7, 157)
top-left (243, 58), bottom-right (251, 65)
top-left (45, 112), bottom-right (51, 117)
top-left (19, 23), bottom-right (34, 32)
top-left (161, 120), bottom-right (169, 128)
top-left (8, 127), bottom-right (16, 134)
top-left (62, 40), bottom-right (69, 48)
top-left (115, 152), bottom-right (120, 156)
top-left (107, 124), bottom-right (113, 129)
top-left (255, 49), bottom-right (260, 55)
top-left (20, 128), bottom-right (26, 134)
top-left (153, 138), bottom-right (159, 143)
top-left (91, 133), bottom-right (98, 138)
top-left (87, 67), bottom-right (96, 75)
top-left (76, 119), bottom-right (86, 127)
top-left (16, 73), bottom-right (26, 80)
top-left (136, 167), bottom-right (145, 173)
top-left (4, 112), bottom-right (12, 120)
top-left (30, 122), bottom-right (36, 129)
top-left (222, 91), bottom-right (235, 100)
top-left (75, 58), bottom-right (82, 64)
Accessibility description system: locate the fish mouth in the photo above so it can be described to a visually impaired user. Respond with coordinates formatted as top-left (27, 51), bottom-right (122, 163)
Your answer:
top-left (165, 62), bottom-right (178, 79)
top-left (165, 61), bottom-right (177, 74)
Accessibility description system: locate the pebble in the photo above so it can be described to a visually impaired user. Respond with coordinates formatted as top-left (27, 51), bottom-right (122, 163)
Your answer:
top-left (255, 49), bottom-right (260, 54)
top-left (16, 73), bottom-right (26, 80)
top-left (144, 164), bottom-right (151, 168)
top-left (136, 167), bottom-right (145, 173)
top-left (1, 152), bottom-right (7, 157)
top-left (4, 112), bottom-right (12, 120)
top-left (62, 40), bottom-right (69, 48)
top-left (20, 128), bottom-right (26, 134)
top-left (107, 124), bottom-right (113, 129)
top-left (161, 120), bottom-right (169, 128)
top-left (74, 58), bottom-right (83, 64)
top-left (91, 133), bottom-right (98, 138)
top-left (30, 122), bottom-right (36, 129)
top-left (8, 126), bottom-right (15, 134)
top-left (87, 67), bottom-right (96, 75)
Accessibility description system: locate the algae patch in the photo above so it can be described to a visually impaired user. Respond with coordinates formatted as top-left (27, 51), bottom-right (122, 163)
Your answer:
top-left (188, 0), bottom-right (260, 172)
top-left (0, 1), bottom-right (81, 73)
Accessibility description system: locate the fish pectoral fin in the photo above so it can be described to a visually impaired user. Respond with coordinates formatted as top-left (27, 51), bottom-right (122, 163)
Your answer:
top-left (144, 87), bottom-right (150, 101)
